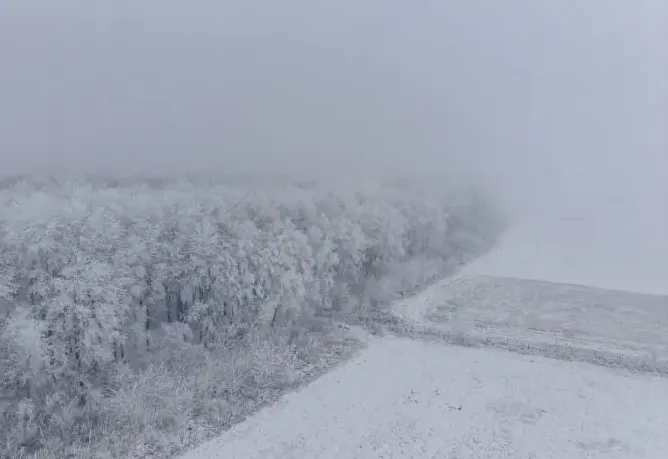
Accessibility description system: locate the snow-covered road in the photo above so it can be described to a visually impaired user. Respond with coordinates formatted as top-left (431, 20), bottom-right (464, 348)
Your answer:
top-left (181, 216), bottom-right (668, 458)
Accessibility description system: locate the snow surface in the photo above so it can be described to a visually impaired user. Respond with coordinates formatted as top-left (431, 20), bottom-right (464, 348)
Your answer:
top-left (393, 275), bottom-right (668, 374)
top-left (180, 216), bottom-right (668, 458)
top-left (182, 338), bottom-right (668, 459)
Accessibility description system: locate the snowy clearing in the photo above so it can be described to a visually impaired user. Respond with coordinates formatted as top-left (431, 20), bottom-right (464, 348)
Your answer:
top-left (182, 337), bottom-right (668, 459)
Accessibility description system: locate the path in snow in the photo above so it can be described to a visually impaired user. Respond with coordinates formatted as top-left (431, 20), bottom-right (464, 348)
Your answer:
top-left (180, 216), bottom-right (668, 458)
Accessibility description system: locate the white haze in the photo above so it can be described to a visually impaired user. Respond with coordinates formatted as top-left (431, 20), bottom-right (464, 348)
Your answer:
top-left (0, 0), bottom-right (665, 218)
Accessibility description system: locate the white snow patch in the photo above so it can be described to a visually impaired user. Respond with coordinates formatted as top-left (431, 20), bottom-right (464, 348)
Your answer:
top-left (181, 337), bottom-right (668, 459)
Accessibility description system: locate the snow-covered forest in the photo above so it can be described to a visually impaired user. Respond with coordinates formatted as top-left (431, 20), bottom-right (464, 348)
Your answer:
top-left (0, 175), bottom-right (503, 458)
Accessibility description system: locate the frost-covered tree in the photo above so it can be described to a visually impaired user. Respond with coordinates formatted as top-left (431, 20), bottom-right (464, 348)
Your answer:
top-left (0, 175), bottom-right (502, 457)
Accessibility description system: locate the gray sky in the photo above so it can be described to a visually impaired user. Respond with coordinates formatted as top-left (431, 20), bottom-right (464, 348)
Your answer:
top-left (0, 0), bottom-right (665, 214)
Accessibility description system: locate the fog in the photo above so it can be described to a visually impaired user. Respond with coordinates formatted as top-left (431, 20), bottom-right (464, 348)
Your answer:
top-left (0, 0), bottom-right (665, 217)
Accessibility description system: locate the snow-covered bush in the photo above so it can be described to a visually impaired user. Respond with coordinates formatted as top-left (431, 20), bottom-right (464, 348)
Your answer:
top-left (0, 175), bottom-right (504, 457)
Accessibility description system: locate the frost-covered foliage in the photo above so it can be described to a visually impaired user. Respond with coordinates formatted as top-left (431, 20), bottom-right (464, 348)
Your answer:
top-left (0, 176), bottom-right (503, 458)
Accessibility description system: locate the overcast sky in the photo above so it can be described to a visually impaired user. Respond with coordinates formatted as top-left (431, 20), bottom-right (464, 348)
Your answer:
top-left (0, 0), bottom-right (665, 214)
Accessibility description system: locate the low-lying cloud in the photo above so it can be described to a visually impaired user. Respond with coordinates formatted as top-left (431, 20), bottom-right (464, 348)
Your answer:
top-left (0, 0), bottom-right (665, 217)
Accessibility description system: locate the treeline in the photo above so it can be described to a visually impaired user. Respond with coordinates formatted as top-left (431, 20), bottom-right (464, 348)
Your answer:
top-left (0, 176), bottom-right (503, 457)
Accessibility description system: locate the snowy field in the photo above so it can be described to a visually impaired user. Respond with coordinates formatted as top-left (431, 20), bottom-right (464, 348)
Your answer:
top-left (395, 275), bottom-right (668, 374)
top-left (182, 337), bottom-right (668, 459)
top-left (181, 215), bottom-right (668, 459)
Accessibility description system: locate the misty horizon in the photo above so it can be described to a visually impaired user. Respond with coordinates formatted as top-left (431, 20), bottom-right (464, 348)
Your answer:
top-left (1, 0), bottom-right (666, 216)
